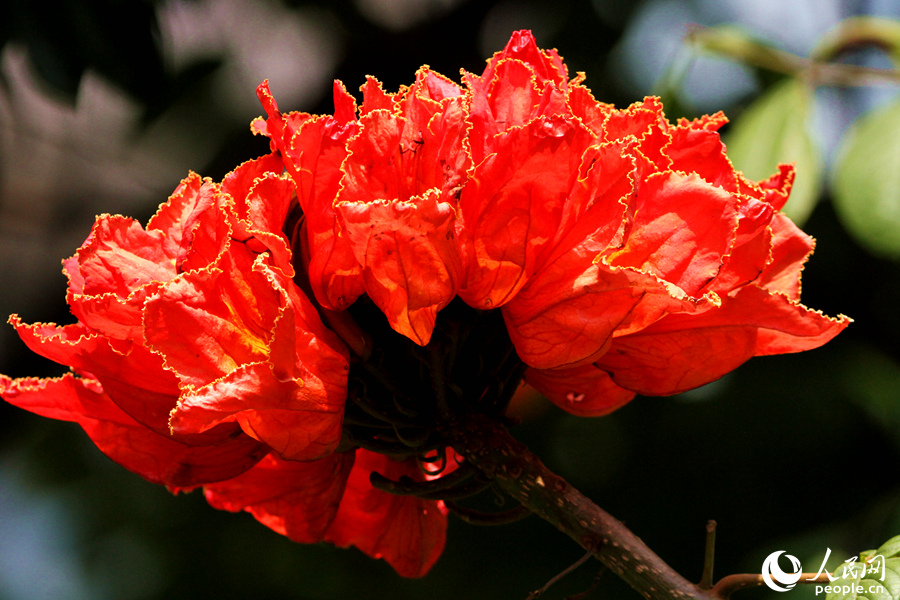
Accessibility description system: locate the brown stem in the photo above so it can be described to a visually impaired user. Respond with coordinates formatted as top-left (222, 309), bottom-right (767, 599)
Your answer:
top-left (812, 16), bottom-right (900, 64)
top-left (700, 521), bottom-right (717, 590)
top-left (688, 25), bottom-right (900, 86)
top-left (445, 411), bottom-right (719, 600)
top-left (526, 549), bottom-right (595, 600)
top-left (711, 573), bottom-right (833, 599)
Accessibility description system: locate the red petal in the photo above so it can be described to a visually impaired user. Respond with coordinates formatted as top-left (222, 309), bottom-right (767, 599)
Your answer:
top-left (458, 115), bottom-right (595, 309)
top-left (360, 76), bottom-right (399, 115)
top-left (286, 116), bottom-right (364, 311)
top-left (220, 154), bottom-right (284, 215)
top-left (757, 164), bottom-right (795, 212)
top-left (143, 250), bottom-right (281, 389)
top-left (171, 360), bottom-right (344, 461)
top-left (332, 80), bottom-right (358, 123)
top-left (537, 140), bottom-right (634, 272)
top-left (525, 365), bottom-right (635, 417)
top-left (467, 58), bottom-right (542, 166)
top-left (678, 111), bottom-right (729, 131)
top-left (602, 97), bottom-right (671, 171)
top-left (666, 123), bottom-right (738, 192)
top-left (504, 263), bottom-right (695, 369)
top-left (228, 170), bottom-right (296, 277)
top-left (10, 316), bottom-right (180, 436)
top-left (702, 197), bottom-right (774, 296)
top-left (595, 285), bottom-right (850, 395)
top-left (605, 171), bottom-right (739, 297)
top-left (66, 290), bottom-right (148, 342)
top-left (1, 374), bottom-right (266, 487)
top-left (339, 191), bottom-right (460, 345)
top-left (146, 172), bottom-right (220, 269)
top-left (324, 450), bottom-right (448, 578)
top-left (408, 67), bottom-right (463, 102)
top-left (204, 451), bottom-right (355, 542)
top-left (485, 31), bottom-right (567, 90)
top-left (757, 212), bottom-right (814, 301)
top-left (152, 253), bottom-right (348, 460)
top-left (567, 80), bottom-right (615, 137)
top-left (71, 215), bottom-right (175, 298)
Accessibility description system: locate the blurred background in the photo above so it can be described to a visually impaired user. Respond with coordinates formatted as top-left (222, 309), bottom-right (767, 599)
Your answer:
top-left (2, 0), bottom-right (900, 598)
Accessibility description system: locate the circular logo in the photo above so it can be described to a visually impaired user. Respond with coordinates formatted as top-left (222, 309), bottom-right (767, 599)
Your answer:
top-left (762, 551), bottom-right (803, 592)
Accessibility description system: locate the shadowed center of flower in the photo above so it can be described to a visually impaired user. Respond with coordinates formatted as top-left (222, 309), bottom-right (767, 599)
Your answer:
top-left (335, 297), bottom-right (525, 497)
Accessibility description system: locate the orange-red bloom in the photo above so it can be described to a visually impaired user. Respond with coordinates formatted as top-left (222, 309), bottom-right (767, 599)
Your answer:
top-left (205, 448), bottom-right (450, 577)
top-left (2, 156), bottom-right (349, 485)
top-left (2, 30), bottom-right (850, 579)
top-left (254, 30), bottom-right (849, 416)
top-left (0, 153), bottom-right (445, 576)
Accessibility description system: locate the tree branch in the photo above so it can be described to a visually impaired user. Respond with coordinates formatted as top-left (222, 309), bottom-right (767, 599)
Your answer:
top-left (688, 25), bottom-right (900, 86)
top-left (445, 411), bottom-right (719, 600)
top-left (711, 573), bottom-right (833, 599)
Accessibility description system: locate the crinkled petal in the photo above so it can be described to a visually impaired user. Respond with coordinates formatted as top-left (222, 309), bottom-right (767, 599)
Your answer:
top-left (0, 374), bottom-right (266, 487)
top-left (407, 67), bottom-right (463, 103)
top-left (65, 173), bottom-right (226, 341)
top-left (666, 122), bottom-right (738, 192)
top-left (10, 316), bottom-right (179, 436)
top-left (702, 197), bottom-right (774, 296)
top-left (339, 191), bottom-right (460, 345)
top-left (504, 261), bottom-right (696, 369)
top-left (324, 450), bottom-right (448, 578)
top-left (596, 285), bottom-right (850, 395)
top-left (757, 212), bottom-right (814, 301)
top-left (340, 100), bottom-right (468, 206)
top-left (524, 365), bottom-right (636, 417)
top-left (602, 97), bottom-right (671, 170)
top-left (332, 80), bottom-right (358, 123)
top-left (566, 79), bottom-right (615, 137)
top-left (467, 59), bottom-right (541, 166)
top-left (360, 76), bottom-right (400, 115)
top-left (171, 360), bottom-right (344, 461)
top-left (458, 114), bottom-right (595, 309)
top-left (204, 451), bottom-right (355, 542)
top-left (71, 215), bottom-right (175, 297)
top-left (156, 253), bottom-right (348, 460)
top-left (227, 170), bottom-right (296, 277)
top-left (537, 140), bottom-right (634, 272)
top-left (285, 116), bottom-right (364, 311)
top-left (481, 30), bottom-right (567, 90)
top-left (221, 154), bottom-right (285, 215)
top-left (143, 250), bottom-right (281, 390)
top-left (146, 172), bottom-right (221, 271)
top-left (605, 170), bottom-right (739, 297)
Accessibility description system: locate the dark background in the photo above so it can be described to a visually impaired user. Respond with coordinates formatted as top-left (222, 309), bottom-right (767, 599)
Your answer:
top-left (2, 1), bottom-right (900, 599)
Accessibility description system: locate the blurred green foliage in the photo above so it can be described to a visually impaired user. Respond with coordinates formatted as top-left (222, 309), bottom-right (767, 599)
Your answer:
top-left (834, 98), bottom-right (900, 260)
top-left (725, 78), bottom-right (823, 224)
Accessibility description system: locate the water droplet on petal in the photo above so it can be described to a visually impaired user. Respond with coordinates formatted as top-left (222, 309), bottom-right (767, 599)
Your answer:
top-left (566, 391), bottom-right (586, 403)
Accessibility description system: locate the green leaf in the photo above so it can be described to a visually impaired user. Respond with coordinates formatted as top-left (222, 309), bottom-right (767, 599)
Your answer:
top-left (863, 536), bottom-right (900, 562)
top-left (725, 78), bottom-right (824, 225)
top-left (825, 537), bottom-right (900, 600)
top-left (833, 98), bottom-right (900, 259)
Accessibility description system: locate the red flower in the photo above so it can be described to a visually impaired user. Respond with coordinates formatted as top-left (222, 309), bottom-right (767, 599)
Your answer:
top-left (205, 448), bottom-right (450, 577)
top-left (459, 35), bottom-right (849, 414)
top-left (254, 69), bottom-right (468, 345)
top-left (255, 30), bottom-right (849, 416)
top-left (1, 156), bottom-right (349, 486)
top-left (2, 29), bottom-right (850, 580)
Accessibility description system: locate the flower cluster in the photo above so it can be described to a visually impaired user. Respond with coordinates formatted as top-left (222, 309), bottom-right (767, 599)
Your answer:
top-left (1, 31), bottom-right (848, 577)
